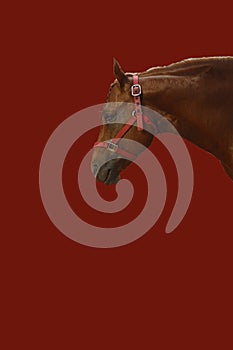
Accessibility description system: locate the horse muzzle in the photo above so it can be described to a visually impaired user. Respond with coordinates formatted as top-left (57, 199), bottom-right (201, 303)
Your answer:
top-left (91, 159), bottom-right (121, 185)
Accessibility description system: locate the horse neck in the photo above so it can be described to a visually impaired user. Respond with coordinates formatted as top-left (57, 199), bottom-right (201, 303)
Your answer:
top-left (140, 74), bottom-right (224, 159)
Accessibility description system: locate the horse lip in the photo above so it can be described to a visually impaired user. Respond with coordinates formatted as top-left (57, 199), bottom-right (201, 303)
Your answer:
top-left (104, 169), bottom-right (120, 185)
top-left (104, 169), bottom-right (112, 184)
top-left (95, 167), bottom-right (111, 184)
top-left (95, 166), bottom-right (120, 185)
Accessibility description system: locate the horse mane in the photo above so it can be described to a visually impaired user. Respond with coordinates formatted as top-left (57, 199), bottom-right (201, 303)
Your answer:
top-left (140, 56), bottom-right (233, 77)
top-left (106, 57), bottom-right (233, 101)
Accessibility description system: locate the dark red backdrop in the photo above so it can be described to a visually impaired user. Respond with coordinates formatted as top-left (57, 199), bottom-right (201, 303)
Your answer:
top-left (3, 1), bottom-right (233, 348)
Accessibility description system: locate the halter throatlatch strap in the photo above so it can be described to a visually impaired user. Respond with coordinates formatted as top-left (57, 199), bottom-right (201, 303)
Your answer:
top-left (93, 74), bottom-right (157, 159)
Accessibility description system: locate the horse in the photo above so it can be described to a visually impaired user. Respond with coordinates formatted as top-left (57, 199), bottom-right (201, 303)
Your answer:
top-left (91, 57), bottom-right (233, 184)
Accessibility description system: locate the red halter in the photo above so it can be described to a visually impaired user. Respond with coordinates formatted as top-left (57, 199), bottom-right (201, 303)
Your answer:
top-left (94, 74), bottom-right (157, 159)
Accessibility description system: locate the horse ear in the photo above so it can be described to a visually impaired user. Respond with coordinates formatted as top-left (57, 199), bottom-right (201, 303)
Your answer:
top-left (113, 58), bottom-right (129, 88)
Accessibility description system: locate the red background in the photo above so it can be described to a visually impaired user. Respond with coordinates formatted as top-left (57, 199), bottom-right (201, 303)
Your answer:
top-left (2, 1), bottom-right (233, 348)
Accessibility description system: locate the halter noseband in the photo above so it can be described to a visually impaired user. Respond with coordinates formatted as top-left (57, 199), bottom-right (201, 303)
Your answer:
top-left (94, 74), bottom-right (156, 160)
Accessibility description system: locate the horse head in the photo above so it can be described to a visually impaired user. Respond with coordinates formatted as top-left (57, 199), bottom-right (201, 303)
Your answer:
top-left (91, 59), bottom-right (155, 185)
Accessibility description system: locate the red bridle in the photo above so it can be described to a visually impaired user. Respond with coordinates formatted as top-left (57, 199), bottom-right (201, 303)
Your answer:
top-left (94, 74), bottom-right (157, 159)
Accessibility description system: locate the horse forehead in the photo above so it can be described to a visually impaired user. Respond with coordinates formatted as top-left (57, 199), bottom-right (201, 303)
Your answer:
top-left (108, 82), bottom-right (130, 102)
top-left (108, 84), bottom-right (121, 99)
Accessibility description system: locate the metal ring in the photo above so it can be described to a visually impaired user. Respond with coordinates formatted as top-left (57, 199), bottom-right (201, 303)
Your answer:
top-left (132, 110), bottom-right (136, 117)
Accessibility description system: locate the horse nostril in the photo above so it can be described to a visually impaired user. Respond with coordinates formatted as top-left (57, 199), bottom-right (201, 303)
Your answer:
top-left (91, 162), bottom-right (99, 177)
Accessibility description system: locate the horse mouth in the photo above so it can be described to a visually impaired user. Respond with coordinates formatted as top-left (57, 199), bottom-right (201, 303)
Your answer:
top-left (105, 169), bottom-right (120, 185)
top-left (97, 166), bottom-right (120, 185)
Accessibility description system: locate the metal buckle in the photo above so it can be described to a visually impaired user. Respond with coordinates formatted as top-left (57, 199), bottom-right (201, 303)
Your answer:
top-left (106, 141), bottom-right (118, 152)
top-left (131, 84), bottom-right (142, 97)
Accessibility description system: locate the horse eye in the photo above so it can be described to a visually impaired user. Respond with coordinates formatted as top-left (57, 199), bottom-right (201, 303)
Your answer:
top-left (104, 113), bottom-right (116, 123)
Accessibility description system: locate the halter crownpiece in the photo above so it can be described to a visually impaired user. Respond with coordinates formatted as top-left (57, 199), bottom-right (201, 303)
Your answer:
top-left (131, 74), bottom-right (143, 131)
top-left (93, 74), bottom-right (157, 160)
